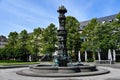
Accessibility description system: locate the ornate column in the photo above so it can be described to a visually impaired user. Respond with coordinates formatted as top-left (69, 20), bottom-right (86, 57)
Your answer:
top-left (57, 6), bottom-right (68, 67)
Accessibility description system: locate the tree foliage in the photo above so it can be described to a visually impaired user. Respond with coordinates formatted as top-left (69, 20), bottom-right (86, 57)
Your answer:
top-left (18, 30), bottom-right (29, 48)
top-left (29, 27), bottom-right (43, 54)
top-left (1, 13), bottom-right (120, 61)
top-left (81, 13), bottom-right (120, 58)
top-left (7, 31), bottom-right (18, 48)
top-left (65, 16), bottom-right (82, 58)
top-left (42, 23), bottom-right (57, 55)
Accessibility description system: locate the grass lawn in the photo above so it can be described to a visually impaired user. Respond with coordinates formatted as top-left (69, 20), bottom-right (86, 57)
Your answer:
top-left (0, 61), bottom-right (40, 66)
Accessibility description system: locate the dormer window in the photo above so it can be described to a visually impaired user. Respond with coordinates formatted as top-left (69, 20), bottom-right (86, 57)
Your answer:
top-left (109, 19), bottom-right (113, 23)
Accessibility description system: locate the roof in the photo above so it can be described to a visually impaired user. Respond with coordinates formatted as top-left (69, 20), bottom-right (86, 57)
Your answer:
top-left (0, 35), bottom-right (7, 42)
top-left (97, 14), bottom-right (116, 23)
top-left (80, 14), bottom-right (116, 29)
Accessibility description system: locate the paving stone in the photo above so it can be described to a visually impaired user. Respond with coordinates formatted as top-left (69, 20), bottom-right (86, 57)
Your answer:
top-left (105, 78), bottom-right (120, 80)
top-left (1, 64), bottom-right (120, 80)
top-left (56, 79), bottom-right (82, 80)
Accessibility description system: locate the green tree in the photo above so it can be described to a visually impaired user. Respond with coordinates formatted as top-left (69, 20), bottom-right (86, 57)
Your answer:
top-left (42, 23), bottom-right (57, 56)
top-left (65, 16), bottom-right (81, 60)
top-left (6, 32), bottom-right (20, 60)
top-left (0, 47), bottom-right (15, 60)
top-left (18, 30), bottom-right (29, 48)
top-left (7, 32), bottom-right (19, 48)
top-left (112, 12), bottom-right (120, 49)
top-left (94, 23), bottom-right (113, 50)
top-left (28, 27), bottom-right (43, 61)
top-left (14, 47), bottom-right (30, 61)
top-left (92, 12), bottom-right (120, 53)
top-left (0, 48), bottom-right (7, 60)
top-left (16, 30), bottom-right (30, 61)
top-left (81, 18), bottom-right (98, 60)
top-left (116, 12), bottom-right (120, 22)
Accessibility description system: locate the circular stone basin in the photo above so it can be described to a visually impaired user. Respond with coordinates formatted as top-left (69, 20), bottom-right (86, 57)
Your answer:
top-left (29, 64), bottom-right (97, 73)
top-left (16, 64), bottom-right (110, 77)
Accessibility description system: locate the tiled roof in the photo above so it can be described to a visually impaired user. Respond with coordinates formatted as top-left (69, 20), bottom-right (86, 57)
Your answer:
top-left (80, 14), bottom-right (116, 29)
top-left (97, 14), bottom-right (116, 23)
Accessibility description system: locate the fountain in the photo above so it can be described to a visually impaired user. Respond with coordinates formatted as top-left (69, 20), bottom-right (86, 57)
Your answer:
top-left (16, 6), bottom-right (110, 77)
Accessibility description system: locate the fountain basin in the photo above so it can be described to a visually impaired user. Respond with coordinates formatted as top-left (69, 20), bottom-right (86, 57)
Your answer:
top-left (16, 64), bottom-right (110, 77)
top-left (29, 64), bottom-right (97, 73)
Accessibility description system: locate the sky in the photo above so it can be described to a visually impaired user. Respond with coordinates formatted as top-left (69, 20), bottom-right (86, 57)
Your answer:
top-left (0, 0), bottom-right (120, 37)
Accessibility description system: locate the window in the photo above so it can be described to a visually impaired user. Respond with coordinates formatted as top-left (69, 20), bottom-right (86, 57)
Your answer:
top-left (109, 19), bottom-right (113, 23)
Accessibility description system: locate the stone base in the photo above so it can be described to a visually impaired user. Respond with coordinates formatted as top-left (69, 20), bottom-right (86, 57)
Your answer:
top-left (16, 64), bottom-right (110, 77)
top-left (16, 68), bottom-right (109, 77)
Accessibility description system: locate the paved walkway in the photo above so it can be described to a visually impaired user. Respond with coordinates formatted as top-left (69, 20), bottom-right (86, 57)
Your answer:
top-left (0, 66), bottom-right (120, 80)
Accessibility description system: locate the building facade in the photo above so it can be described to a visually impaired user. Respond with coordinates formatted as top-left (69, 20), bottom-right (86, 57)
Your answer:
top-left (0, 35), bottom-right (8, 48)
top-left (79, 14), bottom-right (117, 44)
top-left (79, 14), bottom-right (120, 62)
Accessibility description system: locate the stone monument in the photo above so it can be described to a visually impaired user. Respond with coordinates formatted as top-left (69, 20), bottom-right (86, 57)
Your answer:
top-left (57, 6), bottom-right (68, 67)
